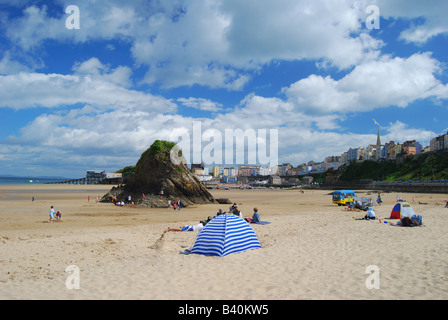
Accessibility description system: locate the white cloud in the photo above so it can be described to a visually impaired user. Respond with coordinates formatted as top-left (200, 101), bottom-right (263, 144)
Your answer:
top-left (0, 58), bottom-right (177, 112)
top-left (4, 0), bottom-right (448, 91)
top-left (4, 3), bottom-right (140, 50)
top-left (0, 52), bottom-right (31, 75)
top-left (377, 0), bottom-right (448, 44)
top-left (178, 98), bottom-right (223, 112)
top-left (72, 57), bottom-right (133, 88)
top-left (283, 53), bottom-right (448, 114)
top-left (1, 89), bottom-right (439, 176)
top-left (381, 121), bottom-right (436, 146)
top-left (4, 0), bottom-right (385, 90)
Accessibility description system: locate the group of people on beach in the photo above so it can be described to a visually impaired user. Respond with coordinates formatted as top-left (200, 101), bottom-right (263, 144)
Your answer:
top-left (48, 205), bottom-right (62, 222)
top-left (163, 206), bottom-right (262, 235)
top-left (168, 199), bottom-right (182, 211)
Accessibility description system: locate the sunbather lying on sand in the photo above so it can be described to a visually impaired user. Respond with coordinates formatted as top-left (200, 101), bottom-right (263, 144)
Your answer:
top-left (161, 220), bottom-right (207, 238)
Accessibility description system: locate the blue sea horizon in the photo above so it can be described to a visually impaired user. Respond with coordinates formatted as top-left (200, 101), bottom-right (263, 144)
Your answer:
top-left (0, 176), bottom-right (70, 185)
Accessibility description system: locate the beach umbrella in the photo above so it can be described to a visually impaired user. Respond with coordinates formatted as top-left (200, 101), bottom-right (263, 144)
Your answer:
top-left (188, 214), bottom-right (261, 257)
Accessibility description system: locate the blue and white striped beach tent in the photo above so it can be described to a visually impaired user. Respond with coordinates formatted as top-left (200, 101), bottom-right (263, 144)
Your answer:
top-left (189, 214), bottom-right (261, 257)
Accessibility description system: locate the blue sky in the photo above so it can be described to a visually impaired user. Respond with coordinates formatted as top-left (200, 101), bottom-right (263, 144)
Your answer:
top-left (0, 0), bottom-right (447, 178)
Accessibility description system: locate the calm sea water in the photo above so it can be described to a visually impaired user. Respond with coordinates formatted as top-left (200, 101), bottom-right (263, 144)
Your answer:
top-left (0, 176), bottom-right (66, 185)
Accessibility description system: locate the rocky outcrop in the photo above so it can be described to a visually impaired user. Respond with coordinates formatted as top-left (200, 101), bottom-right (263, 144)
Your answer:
top-left (102, 140), bottom-right (217, 208)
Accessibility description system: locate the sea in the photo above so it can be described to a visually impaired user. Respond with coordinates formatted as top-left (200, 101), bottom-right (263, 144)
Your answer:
top-left (0, 176), bottom-right (68, 185)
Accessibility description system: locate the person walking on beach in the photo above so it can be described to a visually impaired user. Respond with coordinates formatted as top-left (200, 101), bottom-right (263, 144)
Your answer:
top-left (376, 193), bottom-right (382, 206)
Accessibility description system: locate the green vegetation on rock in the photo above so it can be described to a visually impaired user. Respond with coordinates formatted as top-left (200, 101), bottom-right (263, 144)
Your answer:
top-left (338, 152), bottom-right (448, 182)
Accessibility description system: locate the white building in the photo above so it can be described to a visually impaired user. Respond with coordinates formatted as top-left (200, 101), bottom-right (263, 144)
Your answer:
top-left (106, 173), bottom-right (122, 179)
top-left (259, 167), bottom-right (275, 176)
top-left (347, 148), bottom-right (362, 162)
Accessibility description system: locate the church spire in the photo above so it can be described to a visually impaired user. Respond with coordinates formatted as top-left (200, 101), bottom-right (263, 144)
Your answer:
top-left (376, 130), bottom-right (382, 146)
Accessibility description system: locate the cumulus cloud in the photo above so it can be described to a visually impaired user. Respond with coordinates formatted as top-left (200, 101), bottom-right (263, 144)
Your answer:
top-left (0, 58), bottom-right (177, 112)
top-left (1, 89), bottom-right (439, 176)
top-left (4, 0), bottom-right (448, 91)
top-left (3, 0), bottom-right (385, 90)
top-left (377, 0), bottom-right (448, 44)
top-left (283, 53), bottom-right (448, 114)
top-left (177, 98), bottom-right (223, 112)
top-left (0, 52), bottom-right (32, 75)
top-left (381, 121), bottom-right (437, 145)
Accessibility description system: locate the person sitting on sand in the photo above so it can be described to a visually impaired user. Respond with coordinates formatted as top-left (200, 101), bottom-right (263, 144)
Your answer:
top-left (163, 220), bottom-right (206, 234)
top-left (251, 208), bottom-right (261, 224)
top-left (216, 208), bottom-right (225, 216)
top-left (55, 210), bottom-right (62, 220)
top-left (364, 207), bottom-right (376, 220)
top-left (232, 205), bottom-right (242, 219)
top-left (205, 216), bottom-right (214, 223)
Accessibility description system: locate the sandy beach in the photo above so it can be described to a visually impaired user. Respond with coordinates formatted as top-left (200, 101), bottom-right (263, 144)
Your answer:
top-left (1, 183), bottom-right (448, 300)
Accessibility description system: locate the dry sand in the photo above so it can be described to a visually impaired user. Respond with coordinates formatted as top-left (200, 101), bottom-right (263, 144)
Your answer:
top-left (1, 184), bottom-right (448, 300)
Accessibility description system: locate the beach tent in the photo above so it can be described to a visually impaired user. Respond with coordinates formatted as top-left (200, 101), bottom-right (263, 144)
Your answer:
top-left (188, 214), bottom-right (261, 257)
top-left (390, 202), bottom-right (415, 219)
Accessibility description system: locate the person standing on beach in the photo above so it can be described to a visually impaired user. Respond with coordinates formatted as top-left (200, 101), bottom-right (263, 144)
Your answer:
top-left (49, 206), bottom-right (55, 223)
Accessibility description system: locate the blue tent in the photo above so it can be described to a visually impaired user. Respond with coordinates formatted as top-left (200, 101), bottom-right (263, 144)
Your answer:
top-left (188, 214), bottom-right (261, 257)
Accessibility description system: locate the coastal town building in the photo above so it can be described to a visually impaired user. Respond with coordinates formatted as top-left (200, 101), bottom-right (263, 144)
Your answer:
top-left (280, 163), bottom-right (292, 176)
top-left (347, 148), bottom-right (362, 162)
top-left (106, 172), bottom-right (122, 179)
top-left (430, 132), bottom-right (448, 151)
top-left (87, 170), bottom-right (106, 179)
top-left (402, 140), bottom-right (418, 156)
top-left (212, 166), bottom-right (220, 177)
top-left (189, 129), bottom-right (446, 186)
